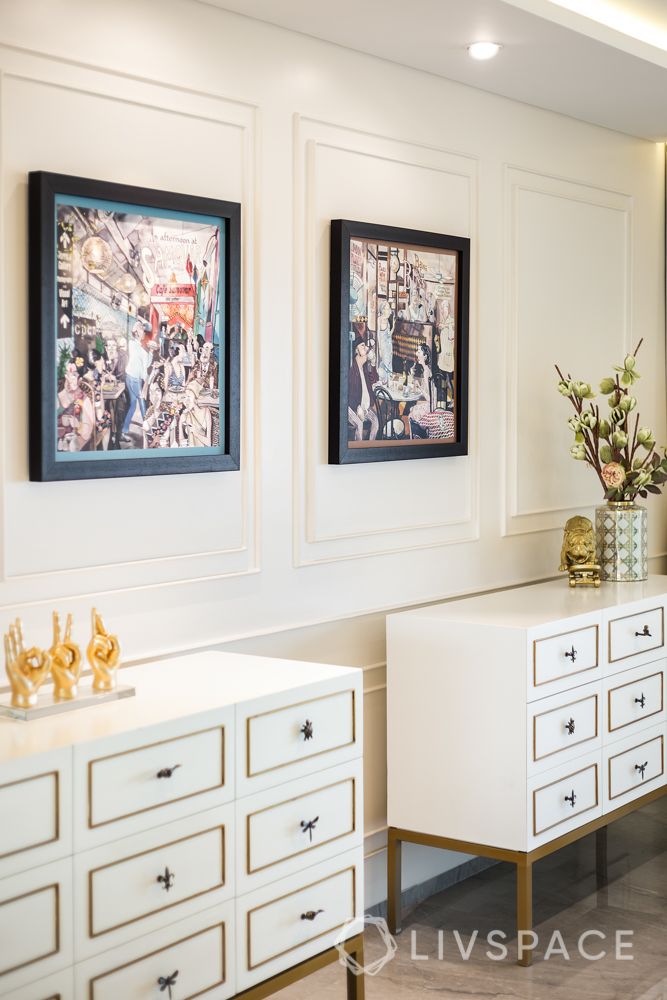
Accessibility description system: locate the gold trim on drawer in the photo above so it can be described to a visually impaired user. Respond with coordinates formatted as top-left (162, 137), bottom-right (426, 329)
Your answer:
top-left (532, 694), bottom-right (599, 762)
top-left (88, 825), bottom-right (226, 938)
top-left (246, 865), bottom-right (356, 971)
top-left (532, 764), bottom-right (599, 837)
top-left (0, 771), bottom-right (59, 861)
top-left (0, 883), bottom-right (60, 977)
top-left (608, 734), bottom-right (665, 801)
top-left (89, 921), bottom-right (226, 1000)
top-left (87, 725), bottom-right (225, 829)
top-left (246, 690), bottom-right (356, 779)
top-left (532, 625), bottom-right (599, 688)
top-left (608, 607), bottom-right (665, 664)
top-left (608, 671), bottom-right (664, 733)
top-left (246, 777), bottom-right (357, 875)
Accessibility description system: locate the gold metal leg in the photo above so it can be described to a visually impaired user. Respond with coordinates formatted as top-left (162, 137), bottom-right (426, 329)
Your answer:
top-left (387, 828), bottom-right (403, 935)
top-left (596, 825), bottom-right (608, 889)
top-left (346, 936), bottom-right (365, 1000)
top-left (516, 858), bottom-right (534, 967)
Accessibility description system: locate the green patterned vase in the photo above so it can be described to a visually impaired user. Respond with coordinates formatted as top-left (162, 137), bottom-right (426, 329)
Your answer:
top-left (595, 501), bottom-right (647, 582)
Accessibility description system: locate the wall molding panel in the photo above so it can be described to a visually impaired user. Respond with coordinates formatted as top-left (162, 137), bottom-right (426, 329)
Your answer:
top-left (292, 114), bottom-right (481, 567)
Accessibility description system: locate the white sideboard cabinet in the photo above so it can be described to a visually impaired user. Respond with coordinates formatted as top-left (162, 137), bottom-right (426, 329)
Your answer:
top-left (0, 652), bottom-right (365, 1000)
top-left (386, 577), bottom-right (667, 965)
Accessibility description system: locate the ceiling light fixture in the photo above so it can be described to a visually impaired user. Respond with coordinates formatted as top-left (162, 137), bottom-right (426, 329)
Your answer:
top-left (467, 41), bottom-right (502, 61)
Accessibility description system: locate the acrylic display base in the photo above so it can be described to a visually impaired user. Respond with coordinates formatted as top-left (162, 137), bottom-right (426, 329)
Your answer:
top-left (0, 682), bottom-right (135, 721)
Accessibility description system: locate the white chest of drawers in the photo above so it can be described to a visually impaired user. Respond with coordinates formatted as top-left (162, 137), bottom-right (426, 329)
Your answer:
top-left (0, 652), bottom-right (365, 1000)
top-left (386, 576), bottom-right (667, 964)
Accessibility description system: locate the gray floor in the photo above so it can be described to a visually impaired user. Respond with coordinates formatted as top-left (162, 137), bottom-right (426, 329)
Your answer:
top-left (281, 798), bottom-right (666, 999)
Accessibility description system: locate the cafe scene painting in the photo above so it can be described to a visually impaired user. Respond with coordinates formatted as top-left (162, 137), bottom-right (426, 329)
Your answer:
top-left (330, 221), bottom-right (470, 464)
top-left (53, 193), bottom-right (224, 462)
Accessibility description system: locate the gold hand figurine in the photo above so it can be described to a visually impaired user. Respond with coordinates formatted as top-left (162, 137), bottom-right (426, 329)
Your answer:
top-left (87, 608), bottom-right (120, 692)
top-left (4, 619), bottom-right (51, 709)
top-left (50, 612), bottom-right (82, 701)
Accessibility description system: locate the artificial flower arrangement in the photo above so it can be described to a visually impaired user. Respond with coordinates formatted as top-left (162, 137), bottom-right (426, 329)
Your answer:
top-left (555, 339), bottom-right (667, 501)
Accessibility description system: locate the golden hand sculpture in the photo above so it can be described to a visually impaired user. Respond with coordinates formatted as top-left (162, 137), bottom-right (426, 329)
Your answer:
top-left (4, 619), bottom-right (51, 709)
top-left (87, 608), bottom-right (120, 692)
top-left (50, 612), bottom-right (82, 701)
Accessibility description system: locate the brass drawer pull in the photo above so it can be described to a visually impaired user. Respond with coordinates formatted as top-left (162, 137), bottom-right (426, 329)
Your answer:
top-left (157, 866), bottom-right (175, 891)
top-left (565, 718), bottom-right (576, 735)
top-left (300, 816), bottom-right (319, 842)
top-left (564, 646), bottom-right (577, 662)
top-left (635, 625), bottom-right (652, 638)
top-left (300, 720), bottom-right (314, 741)
top-left (635, 693), bottom-right (647, 709)
top-left (300, 908), bottom-right (324, 921)
top-left (635, 761), bottom-right (648, 780)
top-left (158, 970), bottom-right (179, 999)
top-left (564, 790), bottom-right (577, 807)
top-left (157, 764), bottom-right (182, 779)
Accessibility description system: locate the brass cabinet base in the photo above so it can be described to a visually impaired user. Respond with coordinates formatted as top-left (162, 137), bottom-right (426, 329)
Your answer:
top-left (388, 784), bottom-right (667, 968)
top-left (235, 934), bottom-right (365, 1000)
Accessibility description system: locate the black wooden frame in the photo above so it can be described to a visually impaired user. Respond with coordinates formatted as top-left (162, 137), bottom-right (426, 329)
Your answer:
top-left (28, 171), bottom-right (241, 481)
top-left (329, 219), bottom-right (470, 465)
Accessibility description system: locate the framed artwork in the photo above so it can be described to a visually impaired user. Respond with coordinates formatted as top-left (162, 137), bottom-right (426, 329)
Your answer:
top-left (28, 171), bottom-right (240, 481)
top-left (329, 219), bottom-right (470, 465)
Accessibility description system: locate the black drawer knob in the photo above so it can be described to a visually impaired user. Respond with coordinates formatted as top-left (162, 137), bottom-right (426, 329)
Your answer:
top-left (300, 720), bottom-right (314, 741)
top-left (635, 625), bottom-right (652, 638)
top-left (300, 816), bottom-right (319, 842)
top-left (301, 909), bottom-right (324, 921)
top-left (564, 646), bottom-right (577, 662)
top-left (157, 867), bottom-right (175, 891)
top-left (635, 761), bottom-right (648, 780)
top-left (158, 971), bottom-right (179, 998)
top-left (564, 790), bottom-right (577, 807)
top-left (565, 718), bottom-right (576, 735)
top-left (635, 693), bottom-right (646, 709)
top-left (157, 764), bottom-right (182, 779)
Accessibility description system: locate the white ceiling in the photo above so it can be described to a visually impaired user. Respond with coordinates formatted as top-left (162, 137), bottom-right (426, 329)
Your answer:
top-left (199, 0), bottom-right (667, 140)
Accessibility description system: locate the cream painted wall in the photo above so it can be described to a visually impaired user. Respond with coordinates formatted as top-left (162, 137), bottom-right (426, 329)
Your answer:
top-left (0, 0), bottom-right (664, 907)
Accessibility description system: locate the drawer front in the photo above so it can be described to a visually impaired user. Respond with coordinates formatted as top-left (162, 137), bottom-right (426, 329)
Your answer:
top-left (74, 805), bottom-right (233, 961)
top-left (608, 606), bottom-right (664, 666)
top-left (0, 859), bottom-right (73, 994)
top-left (2, 968), bottom-right (73, 1000)
top-left (237, 759), bottom-right (363, 893)
top-left (606, 731), bottom-right (665, 805)
top-left (244, 687), bottom-right (358, 784)
top-left (236, 847), bottom-right (363, 992)
top-left (606, 663), bottom-right (665, 737)
top-left (530, 754), bottom-right (600, 847)
top-left (530, 685), bottom-right (600, 771)
top-left (76, 903), bottom-right (234, 1000)
top-left (0, 749), bottom-right (72, 881)
top-left (532, 625), bottom-right (599, 691)
top-left (75, 707), bottom-right (234, 851)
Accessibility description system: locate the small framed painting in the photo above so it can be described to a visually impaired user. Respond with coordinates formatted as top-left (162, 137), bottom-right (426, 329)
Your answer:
top-left (329, 219), bottom-right (470, 465)
top-left (28, 171), bottom-right (240, 481)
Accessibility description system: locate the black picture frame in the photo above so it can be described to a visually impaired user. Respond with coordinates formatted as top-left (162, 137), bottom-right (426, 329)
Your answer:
top-left (329, 219), bottom-right (470, 465)
top-left (28, 171), bottom-right (241, 481)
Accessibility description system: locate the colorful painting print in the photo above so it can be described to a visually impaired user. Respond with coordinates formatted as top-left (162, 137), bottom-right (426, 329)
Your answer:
top-left (329, 220), bottom-right (470, 464)
top-left (29, 172), bottom-right (240, 481)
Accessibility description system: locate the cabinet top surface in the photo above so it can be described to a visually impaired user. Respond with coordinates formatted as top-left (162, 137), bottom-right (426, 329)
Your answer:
top-left (0, 651), bottom-right (360, 763)
top-left (388, 575), bottom-right (667, 630)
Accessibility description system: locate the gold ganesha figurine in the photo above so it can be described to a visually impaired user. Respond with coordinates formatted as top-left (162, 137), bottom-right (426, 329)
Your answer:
top-left (50, 611), bottom-right (82, 701)
top-left (4, 619), bottom-right (51, 709)
top-left (559, 515), bottom-right (601, 588)
top-left (87, 608), bottom-right (121, 692)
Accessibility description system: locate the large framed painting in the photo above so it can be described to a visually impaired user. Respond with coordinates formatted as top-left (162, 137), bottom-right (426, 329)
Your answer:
top-left (329, 219), bottom-right (470, 464)
top-left (28, 171), bottom-right (240, 481)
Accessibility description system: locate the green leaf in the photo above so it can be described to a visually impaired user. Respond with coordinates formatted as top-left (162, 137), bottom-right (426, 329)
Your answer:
top-left (645, 484), bottom-right (661, 494)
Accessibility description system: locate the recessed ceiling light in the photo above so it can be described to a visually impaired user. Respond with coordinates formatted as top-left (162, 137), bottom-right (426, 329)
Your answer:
top-left (467, 41), bottom-right (502, 61)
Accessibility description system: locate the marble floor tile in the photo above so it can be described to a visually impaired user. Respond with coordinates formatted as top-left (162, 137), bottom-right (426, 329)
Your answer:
top-left (276, 799), bottom-right (666, 1000)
